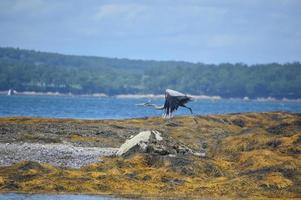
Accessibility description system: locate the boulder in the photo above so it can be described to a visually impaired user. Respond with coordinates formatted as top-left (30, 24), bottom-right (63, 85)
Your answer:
top-left (116, 130), bottom-right (205, 158)
top-left (116, 130), bottom-right (162, 157)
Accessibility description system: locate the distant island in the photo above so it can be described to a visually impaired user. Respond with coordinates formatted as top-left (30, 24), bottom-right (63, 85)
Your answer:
top-left (0, 47), bottom-right (300, 99)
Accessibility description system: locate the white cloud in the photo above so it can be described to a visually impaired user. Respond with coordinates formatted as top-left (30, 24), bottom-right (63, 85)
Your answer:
top-left (94, 3), bottom-right (147, 21)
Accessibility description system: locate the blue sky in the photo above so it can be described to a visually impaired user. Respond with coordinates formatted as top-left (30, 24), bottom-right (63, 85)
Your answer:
top-left (0, 0), bottom-right (300, 64)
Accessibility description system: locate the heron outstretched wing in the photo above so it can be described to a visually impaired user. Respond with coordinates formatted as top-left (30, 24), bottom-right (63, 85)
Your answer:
top-left (165, 89), bottom-right (193, 115)
top-left (166, 89), bottom-right (185, 97)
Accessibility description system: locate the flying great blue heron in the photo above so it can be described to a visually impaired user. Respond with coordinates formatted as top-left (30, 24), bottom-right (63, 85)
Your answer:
top-left (138, 89), bottom-right (193, 118)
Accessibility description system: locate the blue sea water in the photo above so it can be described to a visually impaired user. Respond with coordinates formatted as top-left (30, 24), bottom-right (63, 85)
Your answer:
top-left (0, 95), bottom-right (300, 119)
top-left (0, 193), bottom-right (120, 200)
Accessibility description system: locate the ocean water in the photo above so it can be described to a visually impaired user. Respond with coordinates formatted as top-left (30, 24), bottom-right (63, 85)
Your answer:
top-left (0, 193), bottom-right (120, 200)
top-left (0, 95), bottom-right (300, 119)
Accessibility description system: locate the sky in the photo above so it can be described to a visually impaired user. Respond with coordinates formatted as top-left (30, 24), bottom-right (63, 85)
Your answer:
top-left (0, 0), bottom-right (300, 64)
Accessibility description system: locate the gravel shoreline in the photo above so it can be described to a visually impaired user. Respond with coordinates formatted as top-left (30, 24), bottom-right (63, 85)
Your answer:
top-left (0, 142), bottom-right (118, 168)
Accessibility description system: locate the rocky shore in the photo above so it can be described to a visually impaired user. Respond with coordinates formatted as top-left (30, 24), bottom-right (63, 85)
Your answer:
top-left (0, 143), bottom-right (117, 168)
top-left (0, 112), bottom-right (300, 199)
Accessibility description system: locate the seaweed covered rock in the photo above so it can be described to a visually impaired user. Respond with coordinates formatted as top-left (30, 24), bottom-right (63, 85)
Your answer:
top-left (1, 112), bottom-right (300, 198)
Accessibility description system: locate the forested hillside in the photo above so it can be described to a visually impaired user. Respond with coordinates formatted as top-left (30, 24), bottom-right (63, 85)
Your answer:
top-left (0, 47), bottom-right (300, 99)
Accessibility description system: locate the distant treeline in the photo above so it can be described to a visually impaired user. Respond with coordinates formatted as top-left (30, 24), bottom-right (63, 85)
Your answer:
top-left (0, 47), bottom-right (301, 99)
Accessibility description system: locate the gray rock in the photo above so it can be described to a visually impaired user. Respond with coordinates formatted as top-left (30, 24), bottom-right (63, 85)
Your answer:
top-left (116, 130), bottom-right (162, 156)
top-left (116, 130), bottom-right (202, 157)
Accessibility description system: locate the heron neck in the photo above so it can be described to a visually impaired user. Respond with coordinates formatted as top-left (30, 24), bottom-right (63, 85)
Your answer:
top-left (147, 103), bottom-right (164, 110)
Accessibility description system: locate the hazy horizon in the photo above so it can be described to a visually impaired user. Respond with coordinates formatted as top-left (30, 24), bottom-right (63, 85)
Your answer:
top-left (0, 0), bottom-right (301, 64)
top-left (2, 46), bottom-right (301, 65)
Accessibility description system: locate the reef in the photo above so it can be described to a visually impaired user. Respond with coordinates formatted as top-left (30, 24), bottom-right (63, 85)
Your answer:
top-left (0, 112), bottom-right (300, 199)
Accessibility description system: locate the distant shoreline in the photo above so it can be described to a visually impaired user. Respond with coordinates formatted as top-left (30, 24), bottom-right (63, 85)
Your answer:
top-left (1, 90), bottom-right (301, 102)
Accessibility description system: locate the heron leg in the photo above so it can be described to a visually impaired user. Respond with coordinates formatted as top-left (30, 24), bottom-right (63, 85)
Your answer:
top-left (182, 105), bottom-right (193, 114)
top-left (168, 107), bottom-right (172, 118)
top-left (162, 108), bottom-right (168, 118)
top-left (163, 108), bottom-right (168, 118)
